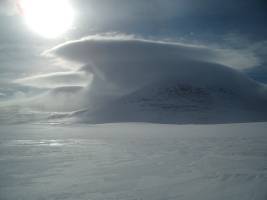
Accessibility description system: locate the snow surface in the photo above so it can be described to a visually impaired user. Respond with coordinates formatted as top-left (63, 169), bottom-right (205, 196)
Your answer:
top-left (0, 123), bottom-right (267, 200)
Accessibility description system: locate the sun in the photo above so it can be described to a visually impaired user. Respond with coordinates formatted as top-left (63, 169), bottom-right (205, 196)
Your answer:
top-left (18, 0), bottom-right (75, 38)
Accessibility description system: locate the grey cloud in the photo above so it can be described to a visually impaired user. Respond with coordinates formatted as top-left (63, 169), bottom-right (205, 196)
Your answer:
top-left (213, 48), bottom-right (260, 69)
top-left (76, 0), bottom-right (259, 21)
top-left (217, 33), bottom-right (267, 76)
top-left (0, 0), bottom-right (16, 16)
top-left (0, 80), bottom-right (43, 99)
top-left (0, 92), bottom-right (6, 98)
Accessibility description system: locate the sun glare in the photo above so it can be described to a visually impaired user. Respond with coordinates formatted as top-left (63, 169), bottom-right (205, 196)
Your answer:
top-left (18, 0), bottom-right (75, 38)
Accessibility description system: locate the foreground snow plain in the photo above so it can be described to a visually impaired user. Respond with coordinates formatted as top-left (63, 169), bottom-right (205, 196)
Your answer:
top-left (0, 123), bottom-right (267, 200)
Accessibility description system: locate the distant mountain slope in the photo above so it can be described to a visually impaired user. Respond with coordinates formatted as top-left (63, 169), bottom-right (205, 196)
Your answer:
top-left (76, 79), bottom-right (267, 124)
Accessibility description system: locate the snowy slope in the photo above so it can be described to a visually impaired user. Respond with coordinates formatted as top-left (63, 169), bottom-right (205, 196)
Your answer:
top-left (0, 123), bottom-right (267, 200)
top-left (77, 78), bottom-right (267, 124)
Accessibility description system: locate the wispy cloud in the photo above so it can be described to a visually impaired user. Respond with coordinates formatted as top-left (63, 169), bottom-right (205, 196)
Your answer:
top-left (15, 71), bottom-right (91, 88)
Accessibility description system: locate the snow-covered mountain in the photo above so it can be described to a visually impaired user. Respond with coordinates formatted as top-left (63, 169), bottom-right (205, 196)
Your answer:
top-left (76, 78), bottom-right (267, 124)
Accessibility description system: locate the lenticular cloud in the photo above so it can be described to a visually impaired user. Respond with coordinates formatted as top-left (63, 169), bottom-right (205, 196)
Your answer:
top-left (48, 36), bottom-right (263, 96)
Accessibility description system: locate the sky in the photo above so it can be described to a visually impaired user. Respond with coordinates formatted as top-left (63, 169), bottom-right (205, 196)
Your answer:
top-left (0, 0), bottom-right (267, 110)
